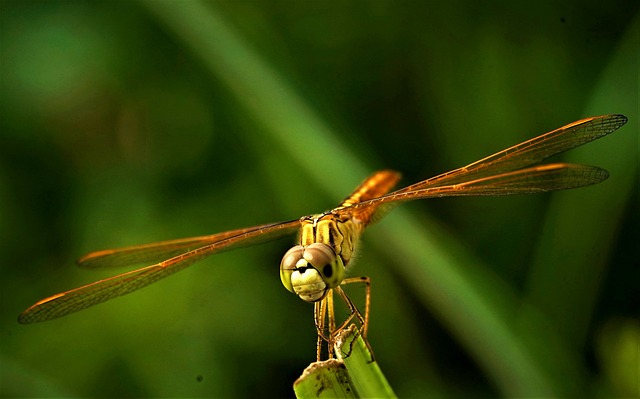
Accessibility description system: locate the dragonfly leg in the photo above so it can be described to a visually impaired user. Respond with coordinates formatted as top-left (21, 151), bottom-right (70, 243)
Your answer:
top-left (335, 277), bottom-right (375, 361)
top-left (314, 299), bottom-right (327, 361)
top-left (314, 292), bottom-right (338, 360)
top-left (314, 301), bottom-right (322, 361)
top-left (339, 276), bottom-right (371, 338)
top-left (314, 277), bottom-right (372, 360)
top-left (332, 286), bottom-right (360, 334)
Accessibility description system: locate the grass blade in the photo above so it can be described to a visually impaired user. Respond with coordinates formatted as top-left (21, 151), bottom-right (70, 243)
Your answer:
top-left (336, 325), bottom-right (397, 399)
top-left (293, 359), bottom-right (356, 398)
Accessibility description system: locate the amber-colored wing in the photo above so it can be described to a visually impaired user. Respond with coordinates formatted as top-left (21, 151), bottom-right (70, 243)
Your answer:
top-left (347, 114), bottom-right (626, 216)
top-left (76, 221), bottom-right (299, 270)
top-left (18, 220), bottom-right (300, 324)
top-left (337, 170), bottom-right (401, 225)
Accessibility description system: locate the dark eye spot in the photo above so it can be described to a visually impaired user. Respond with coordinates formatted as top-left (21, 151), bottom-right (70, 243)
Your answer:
top-left (323, 264), bottom-right (333, 278)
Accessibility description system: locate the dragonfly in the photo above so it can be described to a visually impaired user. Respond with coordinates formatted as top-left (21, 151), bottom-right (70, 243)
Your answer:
top-left (19, 114), bottom-right (627, 359)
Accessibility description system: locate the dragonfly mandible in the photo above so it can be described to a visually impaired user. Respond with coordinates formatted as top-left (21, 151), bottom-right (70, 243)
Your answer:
top-left (18, 114), bottom-right (627, 358)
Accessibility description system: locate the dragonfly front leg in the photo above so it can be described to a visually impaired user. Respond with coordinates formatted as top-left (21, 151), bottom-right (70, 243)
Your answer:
top-left (332, 276), bottom-right (372, 347)
top-left (313, 277), bottom-right (372, 361)
top-left (314, 291), bottom-right (337, 361)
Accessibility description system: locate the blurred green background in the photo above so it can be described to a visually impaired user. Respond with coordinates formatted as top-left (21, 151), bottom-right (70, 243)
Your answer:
top-left (1, 1), bottom-right (637, 397)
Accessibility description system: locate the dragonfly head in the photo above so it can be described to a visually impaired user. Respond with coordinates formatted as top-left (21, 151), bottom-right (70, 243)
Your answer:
top-left (280, 243), bottom-right (345, 302)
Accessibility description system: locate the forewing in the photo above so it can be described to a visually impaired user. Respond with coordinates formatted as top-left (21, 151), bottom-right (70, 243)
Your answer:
top-left (394, 114), bottom-right (626, 192)
top-left (77, 222), bottom-right (296, 269)
top-left (347, 115), bottom-right (625, 222)
top-left (18, 220), bottom-right (300, 324)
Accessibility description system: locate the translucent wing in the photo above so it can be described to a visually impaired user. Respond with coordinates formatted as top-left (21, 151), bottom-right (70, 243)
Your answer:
top-left (346, 115), bottom-right (626, 219)
top-left (395, 114), bottom-right (626, 192)
top-left (77, 221), bottom-right (298, 269)
top-left (337, 170), bottom-right (402, 225)
top-left (18, 220), bottom-right (300, 324)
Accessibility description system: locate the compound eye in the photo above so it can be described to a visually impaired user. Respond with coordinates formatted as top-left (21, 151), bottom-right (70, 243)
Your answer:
top-left (304, 243), bottom-right (344, 289)
top-left (280, 245), bottom-right (304, 293)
